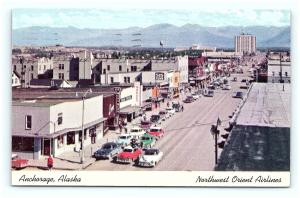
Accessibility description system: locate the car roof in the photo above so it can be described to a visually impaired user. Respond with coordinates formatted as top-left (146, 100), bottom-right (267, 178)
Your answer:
top-left (103, 142), bottom-right (117, 146)
top-left (150, 126), bottom-right (162, 129)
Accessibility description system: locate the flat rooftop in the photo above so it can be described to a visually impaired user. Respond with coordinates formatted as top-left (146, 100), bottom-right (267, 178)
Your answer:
top-left (237, 83), bottom-right (291, 128)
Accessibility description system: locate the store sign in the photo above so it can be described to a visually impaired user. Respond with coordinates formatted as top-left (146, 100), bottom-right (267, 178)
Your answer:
top-left (155, 72), bottom-right (165, 81)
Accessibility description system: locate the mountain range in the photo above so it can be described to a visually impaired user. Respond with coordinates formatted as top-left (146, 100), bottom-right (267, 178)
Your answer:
top-left (12, 24), bottom-right (290, 48)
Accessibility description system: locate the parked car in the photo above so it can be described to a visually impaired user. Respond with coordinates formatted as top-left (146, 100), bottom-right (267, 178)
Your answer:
top-left (222, 84), bottom-right (231, 90)
top-left (11, 154), bottom-right (28, 170)
top-left (159, 110), bottom-right (169, 120)
top-left (139, 133), bottom-right (156, 149)
top-left (191, 93), bottom-right (200, 100)
top-left (150, 114), bottom-right (161, 124)
top-left (240, 83), bottom-right (249, 89)
top-left (93, 142), bottom-right (122, 160)
top-left (137, 148), bottom-right (164, 167)
top-left (172, 103), bottom-right (181, 112)
top-left (115, 146), bottom-right (142, 164)
top-left (207, 84), bottom-right (216, 90)
top-left (140, 120), bottom-right (152, 130)
top-left (183, 97), bottom-right (193, 103)
top-left (129, 126), bottom-right (146, 139)
top-left (204, 90), bottom-right (214, 97)
top-left (148, 126), bottom-right (165, 139)
top-left (166, 107), bottom-right (175, 116)
top-left (241, 79), bottom-right (247, 83)
top-left (233, 91), bottom-right (244, 99)
top-left (116, 134), bottom-right (133, 146)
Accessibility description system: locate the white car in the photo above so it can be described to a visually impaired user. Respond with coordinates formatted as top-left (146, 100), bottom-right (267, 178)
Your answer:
top-left (166, 107), bottom-right (175, 116)
top-left (222, 84), bottom-right (231, 90)
top-left (137, 148), bottom-right (163, 167)
top-left (191, 93), bottom-right (200, 100)
top-left (116, 134), bottom-right (133, 146)
top-left (129, 126), bottom-right (146, 139)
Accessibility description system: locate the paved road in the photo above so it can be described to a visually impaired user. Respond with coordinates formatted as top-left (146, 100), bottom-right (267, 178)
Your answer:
top-left (86, 72), bottom-right (251, 171)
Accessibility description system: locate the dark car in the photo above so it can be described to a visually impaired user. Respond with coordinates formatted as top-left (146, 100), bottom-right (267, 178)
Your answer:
top-left (241, 79), bottom-right (247, 83)
top-left (183, 97), bottom-right (193, 103)
top-left (93, 142), bottom-right (122, 160)
top-left (150, 114), bottom-right (161, 124)
top-left (207, 84), bottom-right (216, 90)
top-left (204, 90), bottom-right (214, 97)
top-left (233, 91), bottom-right (244, 99)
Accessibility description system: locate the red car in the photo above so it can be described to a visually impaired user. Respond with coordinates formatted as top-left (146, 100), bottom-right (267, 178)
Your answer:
top-left (115, 146), bottom-right (142, 163)
top-left (12, 154), bottom-right (29, 169)
top-left (148, 126), bottom-right (165, 139)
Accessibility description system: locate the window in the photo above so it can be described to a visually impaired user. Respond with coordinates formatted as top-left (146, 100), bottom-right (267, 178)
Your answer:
top-left (124, 77), bottom-right (127, 83)
top-left (103, 69), bottom-right (106, 74)
top-left (285, 72), bottom-right (288, 77)
top-left (67, 132), bottom-right (75, 145)
top-left (110, 77), bottom-right (114, 83)
top-left (127, 77), bottom-right (130, 83)
top-left (272, 71), bottom-right (275, 77)
top-left (39, 65), bottom-right (41, 71)
top-left (57, 113), bottom-right (63, 125)
top-left (59, 64), bottom-right (64, 70)
top-left (107, 65), bottom-right (110, 71)
top-left (279, 72), bottom-right (282, 77)
top-left (44, 65), bottom-right (46, 70)
top-left (57, 135), bottom-right (64, 148)
top-left (31, 73), bottom-right (34, 80)
top-left (14, 65), bottom-right (16, 71)
top-left (23, 65), bottom-right (26, 69)
top-left (12, 137), bottom-right (34, 152)
top-left (59, 73), bottom-right (64, 80)
top-left (31, 65), bottom-right (34, 71)
top-left (25, 115), bottom-right (32, 130)
top-left (119, 65), bottom-right (122, 71)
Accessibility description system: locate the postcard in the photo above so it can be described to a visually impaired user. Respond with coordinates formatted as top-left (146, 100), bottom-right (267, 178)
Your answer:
top-left (11, 9), bottom-right (290, 186)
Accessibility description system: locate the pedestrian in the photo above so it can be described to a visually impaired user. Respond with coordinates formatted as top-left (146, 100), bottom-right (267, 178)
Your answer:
top-left (47, 155), bottom-right (53, 170)
top-left (181, 105), bottom-right (184, 112)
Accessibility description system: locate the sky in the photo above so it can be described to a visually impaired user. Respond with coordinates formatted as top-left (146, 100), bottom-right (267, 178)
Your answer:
top-left (12, 9), bottom-right (290, 29)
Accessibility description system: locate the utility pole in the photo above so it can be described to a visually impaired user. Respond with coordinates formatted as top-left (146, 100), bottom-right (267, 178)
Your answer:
top-left (211, 120), bottom-right (220, 165)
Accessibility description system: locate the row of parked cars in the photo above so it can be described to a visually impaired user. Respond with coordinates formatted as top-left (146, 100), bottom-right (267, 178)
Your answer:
top-left (93, 104), bottom-right (181, 168)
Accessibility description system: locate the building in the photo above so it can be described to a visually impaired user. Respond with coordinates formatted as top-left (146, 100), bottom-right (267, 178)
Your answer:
top-left (267, 53), bottom-right (291, 83)
top-left (216, 83), bottom-right (290, 171)
top-left (12, 91), bottom-right (105, 159)
top-left (12, 57), bottom-right (53, 88)
top-left (12, 71), bottom-right (21, 88)
top-left (151, 56), bottom-right (189, 86)
top-left (235, 33), bottom-right (256, 54)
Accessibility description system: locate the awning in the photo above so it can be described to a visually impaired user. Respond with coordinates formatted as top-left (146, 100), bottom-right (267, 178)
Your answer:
top-left (12, 117), bottom-right (107, 138)
top-left (119, 105), bottom-right (141, 115)
top-left (142, 102), bottom-right (152, 108)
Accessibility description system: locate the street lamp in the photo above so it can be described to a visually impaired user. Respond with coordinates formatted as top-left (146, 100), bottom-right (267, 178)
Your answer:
top-left (211, 117), bottom-right (221, 165)
top-left (80, 89), bottom-right (92, 164)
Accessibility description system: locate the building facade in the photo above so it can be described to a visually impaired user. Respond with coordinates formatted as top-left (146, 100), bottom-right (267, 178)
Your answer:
top-left (235, 34), bottom-right (256, 54)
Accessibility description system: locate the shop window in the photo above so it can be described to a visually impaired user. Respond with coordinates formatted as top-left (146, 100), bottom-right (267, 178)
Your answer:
top-left (107, 65), bottom-right (110, 71)
top-left (57, 135), bottom-right (64, 148)
top-left (25, 115), bottom-right (32, 130)
top-left (12, 136), bottom-right (34, 152)
top-left (67, 132), bottom-right (75, 145)
top-left (119, 65), bottom-right (122, 71)
top-left (285, 72), bottom-right (288, 77)
top-left (31, 65), bottom-right (34, 71)
top-left (124, 77), bottom-right (127, 83)
top-left (111, 77), bottom-right (114, 83)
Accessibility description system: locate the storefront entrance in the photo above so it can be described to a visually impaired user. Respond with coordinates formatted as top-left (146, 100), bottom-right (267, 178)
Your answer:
top-left (41, 138), bottom-right (52, 156)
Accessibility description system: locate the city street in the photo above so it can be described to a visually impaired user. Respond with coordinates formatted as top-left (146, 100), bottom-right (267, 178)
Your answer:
top-left (86, 72), bottom-right (250, 171)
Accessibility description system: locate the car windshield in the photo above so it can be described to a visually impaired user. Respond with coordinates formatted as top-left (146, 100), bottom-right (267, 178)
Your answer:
top-left (142, 137), bottom-right (150, 141)
top-left (145, 150), bottom-right (158, 155)
top-left (141, 121), bottom-right (150, 125)
top-left (124, 149), bottom-right (133, 152)
top-left (102, 144), bottom-right (112, 149)
top-left (131, 129), bottom-right (139, 132)
top-left (119, 136), bottom-right (127, 139)
top-left (209, 91), bottom-right (213, 94)
top-left (150, 128), bottom-right (160, 132)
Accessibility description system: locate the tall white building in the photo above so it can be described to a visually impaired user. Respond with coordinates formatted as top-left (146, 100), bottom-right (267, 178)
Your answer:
top-left (235, 34), bottom-right (256, 54)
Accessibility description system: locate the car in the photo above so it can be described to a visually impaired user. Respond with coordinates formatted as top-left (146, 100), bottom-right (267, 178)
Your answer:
top-left (116, 134), bottom-right (133, 146)
top-left (150, 114), bottom-right (161, 124)
top-left (166, 107), bottom-right (175, 115)
top-left (233, 91), bottom-right (244, 99)
top-left (93, 142), bottom-right (122, 160)
top-left (241, 79), bottom-right (247, 83)
top-left (172, 103), bottom-right (181, 112)
top-left (232, 77), bottom-right (237, 81)
top-left (183, 97), bottom-right (193, 103)
top-left (204, 90), bottom-right (214, 97)
top-left (148, 126), bottom-right (165, 139)
top-left (11, 154), bottom-right (28, 170)
top-left (191, 93), bottom-right (200, 100)
top-left (222, 84), bottom-right (231, 90)
top-left (137, 148), bottom-right (164, 167)
top-left (115, 146), bottom-right (142, 164)
top-left (207, 84), bottom-right (216, 90)
top-left (240, 84), bottom-right (249, 89)
top-left (159, 110), bottom-right (169, 120)
top-left (129, 126), bottom-right (146, 139)
top-left (139, 133), bottom-right (156, 149)
top-left (140, 120), bottom-right (152, 130)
